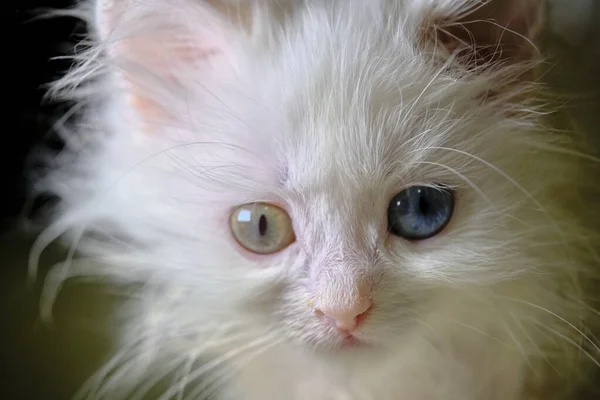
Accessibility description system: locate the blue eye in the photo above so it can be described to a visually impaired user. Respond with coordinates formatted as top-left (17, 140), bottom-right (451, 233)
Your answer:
top-left (387, 186), bottom-right (455, 240)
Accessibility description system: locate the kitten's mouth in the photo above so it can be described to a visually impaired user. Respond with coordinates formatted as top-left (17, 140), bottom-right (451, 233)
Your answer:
top-left (336, 333), bottom-right (372, 350)
top-left (300, 332), bottom-right (370, 353)
top-left (340, 334), bottom-right (365, 349)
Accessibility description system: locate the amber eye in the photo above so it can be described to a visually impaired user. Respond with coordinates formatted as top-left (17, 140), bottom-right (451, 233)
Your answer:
top-left (230, 203), bottom-right (296, 254)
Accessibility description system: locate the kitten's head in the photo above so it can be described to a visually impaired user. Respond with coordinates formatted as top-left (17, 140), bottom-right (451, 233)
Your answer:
top-left (47, 0), bottom-right (591, 378)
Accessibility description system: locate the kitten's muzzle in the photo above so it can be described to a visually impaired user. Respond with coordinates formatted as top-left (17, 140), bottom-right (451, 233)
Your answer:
top-left (314, 297), bottom-right (373, 333)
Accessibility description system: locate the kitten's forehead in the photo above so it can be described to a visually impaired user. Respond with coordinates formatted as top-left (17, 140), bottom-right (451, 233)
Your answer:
top-left (276, 55), bottom-right (453, 194)
top-left (261, 5), bottom-right (462, 191)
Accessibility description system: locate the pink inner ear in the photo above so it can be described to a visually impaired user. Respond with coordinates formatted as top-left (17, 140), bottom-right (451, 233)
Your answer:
top-left (96, 1), bottom-right (236, 124)
top-left (98, 0), bottom-right (233, 77)
top-left (116, 33), bottom-right (224, 82)
top-left (119, 33), bottom-right (228, 123)
top-left (128, 95), bottom-right (167, 126)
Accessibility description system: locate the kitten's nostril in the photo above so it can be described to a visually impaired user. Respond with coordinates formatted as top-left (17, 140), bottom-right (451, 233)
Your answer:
top-left (315, 299), bottom-right (373, 332)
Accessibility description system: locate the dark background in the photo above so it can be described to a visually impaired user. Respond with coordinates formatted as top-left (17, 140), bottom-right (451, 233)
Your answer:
top-left (8, 1), bottom-right (78, 228)
top-left (4, 1), bottom-right (600, 399)
top-left (4, 2), bottom-right (112, 399)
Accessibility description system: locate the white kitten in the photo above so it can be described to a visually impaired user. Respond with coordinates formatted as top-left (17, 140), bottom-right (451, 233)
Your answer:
top-left (31, 1), bottom-right (600, 399)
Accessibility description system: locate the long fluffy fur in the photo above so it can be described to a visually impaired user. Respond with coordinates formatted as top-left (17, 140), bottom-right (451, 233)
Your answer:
top-left (30, 1), bottom-right (600, 399)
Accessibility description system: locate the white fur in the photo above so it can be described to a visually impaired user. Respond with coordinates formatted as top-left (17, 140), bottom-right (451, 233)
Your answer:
top-left (31, 1), bottom-right (600, 399)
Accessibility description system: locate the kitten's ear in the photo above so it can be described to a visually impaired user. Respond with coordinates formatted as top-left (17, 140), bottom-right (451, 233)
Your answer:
top-left (420, 0), bottom-right (544, 74)
top-left (94, 0), bottom-right (245, 117)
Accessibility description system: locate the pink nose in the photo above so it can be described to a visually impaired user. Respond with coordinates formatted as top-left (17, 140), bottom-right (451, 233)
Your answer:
top-left (315, 298), bottom-right (373, 332)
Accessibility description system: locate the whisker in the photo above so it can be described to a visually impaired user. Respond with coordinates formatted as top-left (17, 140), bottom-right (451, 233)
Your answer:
top-left (497, 296), bottom-right (600, 356)
top-left (440, 317), bottom-right (514, 349)
top-left (129, 328), bottom-right (257, 400)
top-left (125, 355), bottom-right (191, 400)
top-left (158, 332), bottom-right (280, 400)
top-left (503, 319), bottom-right (532, 359)
top-left (530, 319), bottom-right (600, 369)
top-left (74, 339), bottom-right (149, 400)
top-left (508, 312), bottom-right (564, 378)
top-left (175, 353), bottom-right (199, 400)
top-left (95, 354), bottom-right (161, 400)
top-left (185, 335), bottom-right (285, 400)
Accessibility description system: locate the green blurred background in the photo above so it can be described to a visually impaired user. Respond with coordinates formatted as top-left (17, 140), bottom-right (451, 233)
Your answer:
top-left (4, 1), bottom-right (600, 399)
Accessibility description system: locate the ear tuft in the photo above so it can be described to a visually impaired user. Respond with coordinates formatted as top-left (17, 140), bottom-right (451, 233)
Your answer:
top-left (421, 0), bottom-right (544, 73)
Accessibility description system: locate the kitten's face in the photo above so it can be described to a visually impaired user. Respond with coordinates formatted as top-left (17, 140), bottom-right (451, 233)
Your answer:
top-left (164, 36), bottom-right (542, 361)
top-left (81, 0), bottom-right (552, 364)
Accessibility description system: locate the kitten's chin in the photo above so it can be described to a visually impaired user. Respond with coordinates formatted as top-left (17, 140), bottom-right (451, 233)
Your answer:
top-left (300, 339), bottom-right (394, 369)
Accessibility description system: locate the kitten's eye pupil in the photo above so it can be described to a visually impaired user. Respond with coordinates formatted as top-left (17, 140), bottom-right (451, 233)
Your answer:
top-left (259, 214), bottom-right (268, 236)
top-left (418, 195), bottom-right (429, 215)
top-left (387, 185), bottom-right (455, 241)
